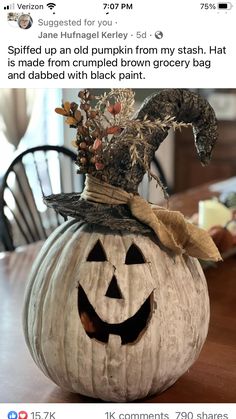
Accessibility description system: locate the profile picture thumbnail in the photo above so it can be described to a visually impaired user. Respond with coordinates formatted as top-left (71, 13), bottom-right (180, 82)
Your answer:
top-left (18, 14), bottom-right (33, 29)
top-left (7, 13), bottom-right (20, 28)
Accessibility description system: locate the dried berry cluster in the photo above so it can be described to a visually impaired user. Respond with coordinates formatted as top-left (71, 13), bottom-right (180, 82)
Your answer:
top-left (55, 89), bottom-right (126, 174)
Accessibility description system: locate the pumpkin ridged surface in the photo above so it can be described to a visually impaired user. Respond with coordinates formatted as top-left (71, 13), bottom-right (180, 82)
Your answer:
top-left (23, 220), bottom-right (209, 402)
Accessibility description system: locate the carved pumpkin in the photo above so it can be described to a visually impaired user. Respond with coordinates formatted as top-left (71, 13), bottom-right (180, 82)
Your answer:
top-left (23, 89), bottom-right (220, 401)
top-left (23, 220), bottom-right (209, 402)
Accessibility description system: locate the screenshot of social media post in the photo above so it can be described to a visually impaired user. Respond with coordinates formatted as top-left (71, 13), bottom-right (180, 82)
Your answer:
top-left (0, 0), bottom-right (235, 418)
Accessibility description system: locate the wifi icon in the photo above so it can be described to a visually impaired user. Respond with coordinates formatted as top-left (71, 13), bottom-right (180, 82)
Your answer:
top-left (47, 2), bottom-right (56, 11)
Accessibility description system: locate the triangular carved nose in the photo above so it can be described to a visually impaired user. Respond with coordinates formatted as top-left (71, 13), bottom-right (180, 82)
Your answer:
top-left (105, 275), bottom-right (123, 299)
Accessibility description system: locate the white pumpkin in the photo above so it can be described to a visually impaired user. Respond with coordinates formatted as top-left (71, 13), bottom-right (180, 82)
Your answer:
top-left (23, 219), bottom-right (209, 402)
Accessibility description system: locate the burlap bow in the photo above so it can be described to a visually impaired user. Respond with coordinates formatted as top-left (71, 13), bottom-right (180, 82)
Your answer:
top-left (81, 175), bottom-right (222, 262)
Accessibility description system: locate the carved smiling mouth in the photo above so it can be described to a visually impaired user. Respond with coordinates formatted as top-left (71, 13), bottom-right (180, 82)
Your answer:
top-left (78, 285), bottom-right (152, 345)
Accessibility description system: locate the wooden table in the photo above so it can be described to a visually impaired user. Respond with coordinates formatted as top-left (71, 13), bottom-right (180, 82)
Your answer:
top-left (0, 184), bottom-right (236, 403)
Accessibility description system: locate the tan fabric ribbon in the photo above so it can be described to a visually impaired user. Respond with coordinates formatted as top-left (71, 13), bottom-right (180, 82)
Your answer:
top-left (81, 175), bottom-right (222, 262)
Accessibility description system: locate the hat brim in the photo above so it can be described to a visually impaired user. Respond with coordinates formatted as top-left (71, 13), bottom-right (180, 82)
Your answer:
top-left (44, 193), bottom-right (152, 234)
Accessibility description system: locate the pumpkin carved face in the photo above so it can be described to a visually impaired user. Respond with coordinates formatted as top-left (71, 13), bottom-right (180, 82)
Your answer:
top-left (23, 220), bottom-right (209, 402)
top-left (78, 239), bottom-right (153, 345)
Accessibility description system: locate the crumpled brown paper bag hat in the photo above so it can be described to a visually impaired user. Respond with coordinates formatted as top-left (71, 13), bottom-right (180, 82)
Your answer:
top-left (45, 88), bottom-right (221, 262)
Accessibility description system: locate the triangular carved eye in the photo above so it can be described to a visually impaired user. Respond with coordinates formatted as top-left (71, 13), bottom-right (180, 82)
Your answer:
top-left (125, 244), bottom-right (146, 264)
top-left (87, 240), bottom-right (107, 262)
top-left (105, 275), bottom-right (123, 299)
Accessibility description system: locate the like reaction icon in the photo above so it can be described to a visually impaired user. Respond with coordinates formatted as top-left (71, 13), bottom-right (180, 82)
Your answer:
top-left (18, 413), bottom-right (28, 419)
top-left (8, 413), bottom-right (18, 419)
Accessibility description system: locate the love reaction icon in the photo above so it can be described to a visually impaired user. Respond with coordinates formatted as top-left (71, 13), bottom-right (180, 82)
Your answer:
top-left (18, 412), bottom-right (28, 419)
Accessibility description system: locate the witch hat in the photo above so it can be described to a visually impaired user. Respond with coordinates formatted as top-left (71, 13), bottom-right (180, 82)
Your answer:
top-left (45, 89), bottom-right (217, 229)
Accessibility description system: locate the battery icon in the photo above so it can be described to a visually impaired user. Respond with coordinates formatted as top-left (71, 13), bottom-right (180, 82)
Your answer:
top-left (218, 2), bottom-right (233, 9)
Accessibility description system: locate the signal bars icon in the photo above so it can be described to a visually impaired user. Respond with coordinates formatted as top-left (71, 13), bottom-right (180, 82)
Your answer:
top-left (4, 3), bottom-right (14, 10)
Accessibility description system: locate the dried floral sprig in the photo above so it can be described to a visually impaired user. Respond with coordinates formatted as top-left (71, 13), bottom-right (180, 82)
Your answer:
top-left (104, 115), bottom-right (190, 174)
top-left (95, 89), bottom-right (135, 125)
top-left (55, 89), bottom-right (192, 197)
top-left (55, 89), bottom-right (130, 174)
top-left (102, 115), bottom-right (191, 199)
